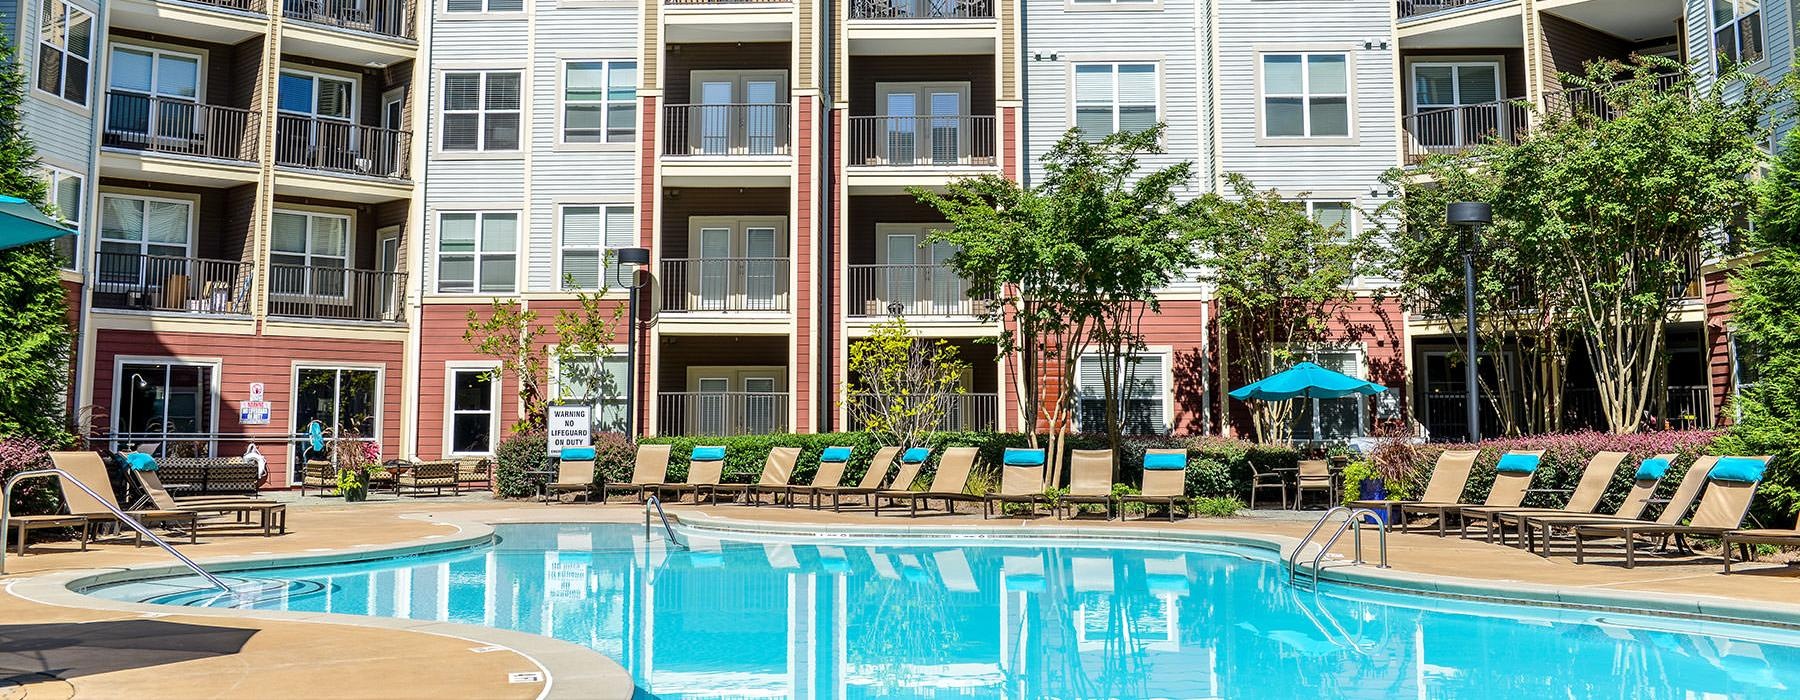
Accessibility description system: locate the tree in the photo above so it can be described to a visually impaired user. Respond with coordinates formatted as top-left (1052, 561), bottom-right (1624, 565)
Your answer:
top-left (0, 35), bottom-right (70, 441)
top-left (914, 126), bottom-right (1203, 482)
top-left (465, 282), bottom-right (624, 434)
top-left (1200, 174), bottom-right (1370, 442)
top-left (843, 317), bottom-right (970, 448)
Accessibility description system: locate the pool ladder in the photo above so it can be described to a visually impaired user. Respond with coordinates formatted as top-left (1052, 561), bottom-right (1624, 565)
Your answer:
top-left (644, 495), bottom-right (686, 549)
top-left (2, 467), bottom-right (230, 591)
top-left (1288, 506), bottom-right (1388, 587)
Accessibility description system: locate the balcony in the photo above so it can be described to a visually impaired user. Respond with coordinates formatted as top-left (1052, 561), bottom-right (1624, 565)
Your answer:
top-left (1396, 0), bottom-right (1503, 21)
top-left (660, 104), bottom-right (791, 158)
top-left (102, 92), bottom-right (258, 162)
top-left (92, 252), bottom-right (252, 315)
top-left (1541, 73), bottom-right (1682, 122)
top-left (850, 0), bottom-right (992, 19)
top-left (275, 115), bottom-right (412, 179)
top-left (847, 115), bottom-right (996, 168)
top-left (846, 392), bottom-right (998, 431)
top-left (1401, 99), bottom-right (1528, 164)
top-left (281, 0), bottom-right (415, 39)
top-left (659, 257), bottom-right (790, 313)
top-left (186, 0), bottom-right (263, 10)
top-left (267, 266), bottom-right (407, 323)
top-left (656, 392), bottom-right (789, 436)
top-left (846, 264), bottom-right (985, 317)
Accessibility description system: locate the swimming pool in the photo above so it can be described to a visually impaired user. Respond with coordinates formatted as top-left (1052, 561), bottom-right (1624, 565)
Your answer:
top-left (86, 523), bottom-right (1800, 698)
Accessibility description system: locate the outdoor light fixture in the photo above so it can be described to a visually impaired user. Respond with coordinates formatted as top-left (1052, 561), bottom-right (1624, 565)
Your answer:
top-left (1447, 202), bottom-right (1492, 443)
top-left (615, 247), bottom-right (652, 437)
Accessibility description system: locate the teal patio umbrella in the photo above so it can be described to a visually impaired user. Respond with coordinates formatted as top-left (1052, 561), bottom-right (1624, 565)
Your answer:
top-left (0, 194), bottom-right (75, 251)
top-left (1229, 361), bottom-right (1387, 402)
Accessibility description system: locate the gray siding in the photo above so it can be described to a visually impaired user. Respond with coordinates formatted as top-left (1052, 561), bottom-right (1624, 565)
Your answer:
top-left (19, 0), bottom-right (98, 173)
top-left (1685, 0), bottom-right (1795, 142)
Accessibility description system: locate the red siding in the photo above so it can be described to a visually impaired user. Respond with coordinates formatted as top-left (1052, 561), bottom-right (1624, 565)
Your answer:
top-left (418, 304), bottom-right (520, 459)
top-left (794, 94), bottom-right (814, 432)
top-left (1001, 106), bottom-right (1018, 182)
top-left (1218, 296), bottom-right (1407, 437)
top-left (1704, 269), bottom-right (1736, 423)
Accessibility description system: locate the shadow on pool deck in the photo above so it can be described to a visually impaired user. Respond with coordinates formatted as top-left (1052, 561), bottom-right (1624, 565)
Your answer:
top-left (0, 620), bottom-right (256, 684)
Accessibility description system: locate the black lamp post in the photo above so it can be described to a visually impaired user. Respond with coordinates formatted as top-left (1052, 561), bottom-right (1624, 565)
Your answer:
top-left (615, 247), bottom-right (651, 437)
top-left (1447, 202), bottom-right (1492, 443)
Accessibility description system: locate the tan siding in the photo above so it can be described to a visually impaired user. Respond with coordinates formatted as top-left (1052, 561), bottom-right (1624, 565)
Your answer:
top-left (847, 55), bottom-right (995, 115)
top-left (664, 43), bottom-right (791, 103)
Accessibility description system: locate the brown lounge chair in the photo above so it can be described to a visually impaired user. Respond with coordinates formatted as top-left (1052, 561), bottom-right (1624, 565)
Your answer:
top-left (875, 447), bottom-right (981, 517)
top-left (982, 448), bottom-right (1051, 519)
top-left (705, 447), bottom-right (800, 505)
top-left (1400, 450), bottom-right (1544, 536)
top-left (4, 509), bottom-right (88, 556)
top-left (761, 446), bottom-right (857, 507)
top-left (812, 447), bottom-right (904, 511)
top-left (1723, 518), bottom-right (1800, 574)
top-left (665, 447), bottom-right (727, 504)
top-left (1349, 449), bottom-right (1479, 526)
top-left (545, 451), bottom-right (598, 503)
top-left (398, 460), bottom-right (460, 498)
top-left (601, 444), bottom-right (674, 503)
top-left (1458, 451), bottom-right (1629, 543)
top-left (50, 452), bottom-right (200, 546)
top-left (136, 471), bottom-right (287, 536)
top-left (1059, 449), bottom-right (1115, 520)
top-left (1118, 448), bottom-right (1192, 522)
top-left (1572, 456), bottom-right (1771, 568)
top-left (1519, 455), bottom-right (1710, 555)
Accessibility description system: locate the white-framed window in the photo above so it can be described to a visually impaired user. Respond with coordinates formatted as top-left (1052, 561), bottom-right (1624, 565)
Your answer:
top-left (1262, 53), bottom-right (1350, 138)
top-left (437, 211), bottom-right (517, 293)
top-left (563, 60), bottom-right (636, 144)
top-left (277, 69), bottom-right (355, 121)
top-left (559, 205), bottom-right (634, 290)
top-left (445, 0), bottom-right (522, 11)
top-left (43, 168), bottom-right (81, 270)
top-left (107, 45), bottom-right (203, 142)
top-left (1306, 200), bottom-right (1353, 238)
top-left (1291, 349), bottom-right (1366, 441)
top-left (113, 359), bottom-right (218, 452)
top-left (1714, 0), bottom-right (1763, 67)
top-left (448, 365), bottom-right (500, 455)
top-left (98, 193), bottom-right (191, 282)
top-left (555, 352), bottom-right (629, 433)
top-left (1070, 0), bottom-right (1155, 5)
top-left (1409, 61), bottom-right (1499, 112)
top-left (270, 210), bottom-right (351, 297)
top-left (1072, 62), bottom-right (1157, 142)
top-left (442, 71), bottom-right (521, 151)
top-left (1076, 352), bottom-right (1167, 435)
top-left (36, 0), bottom-right (92, 106)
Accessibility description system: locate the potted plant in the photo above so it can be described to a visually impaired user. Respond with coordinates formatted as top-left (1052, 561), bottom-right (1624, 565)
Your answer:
top-left (331, 428), bottom-right (382, 502)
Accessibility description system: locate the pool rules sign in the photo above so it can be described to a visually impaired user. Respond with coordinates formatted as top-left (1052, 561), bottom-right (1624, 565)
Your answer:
top-left (547, 404), bottom-right (593, 456)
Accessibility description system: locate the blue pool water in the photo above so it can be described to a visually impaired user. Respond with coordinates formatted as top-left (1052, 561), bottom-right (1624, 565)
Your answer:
top-left (86, 524), bottom-right (1800, 698)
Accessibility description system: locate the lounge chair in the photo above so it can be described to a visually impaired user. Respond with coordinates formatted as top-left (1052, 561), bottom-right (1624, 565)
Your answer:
top-left (545, 448), bottom-right (598, 503)
top-left (1399, 450), bottom-right (1544, 536)
top-left (1458, 451), bottom-right (1629, 543)
top-left (705, 447), bottom-right (799, 505)
top-left (398, 460), bottom-right (459, 498)
top-left (665, 446), bottom-right (726, 504)
top-left (4, 512), bottom-right (88, 556)
top-left (1572, 456), bottom-right (1771, 568)
top-left (934, 549), bottom-right (980, 593)
top-left (982, 448), bottom-right (1051, 519)
top-left (135, 471), bottom-right (286, 536)
top-left (1722, 519), bottom-right (1800, 574)
top-left (1294, 459), bottom-right (1334, 509)
top-left (874, 447), bottom-right (981, 516)
top-left (1118, 448), bottom-right (1191, 522)
top-left (814, 447), bottom-right (904, 511)
top-left (1518, 454), bottom-right (1705, 556)
top-left (1059, 449), bottom-right (1115, 520)
top-left (1348, 449), bottom-right (1479, 525)
top-left (49, 451), bottom-right (199, 546)
top-left (767, 445), bottom-right (855, 508)
top-left (601, 444), bottom-right (673, 503)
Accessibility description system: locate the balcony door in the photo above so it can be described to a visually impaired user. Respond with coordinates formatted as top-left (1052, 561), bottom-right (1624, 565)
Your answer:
top-left (877, 224), bottom-right (960, 315)
top-left (290, 366), bottom-right (380, 484)
top-left (690, 71), bottom-right (785, 156)
top-left (270, 210), bottom-right (351, 300)
top-left (687, 217), bottom-right (787, 312)
top-left (684, 368), bottom-right (786, 436)
top-left (277, 70), bottom-right (357, 168)
top-left (106, 46), bottom-right (201, 147)
top-left (1409, 62), bottom-right (1501, 150)
top-left (876, 83), bottom-right (969, 165)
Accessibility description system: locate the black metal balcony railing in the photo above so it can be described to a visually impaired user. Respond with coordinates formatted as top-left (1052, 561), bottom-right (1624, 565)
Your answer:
top-left (850, 0), bottom-right (993, 19)
top-left (274, 114), bottom-right (412, 179)
top-left (657, 392), bottom-right (789, 436)
top-left (661, 103), bottom-right (791, 157)
top-left (184, 0), bottom-right (263, 11)
top-left (660, 257), bottom-right (791, 312)
top-left (1397, 0), bottom-right (1492, 20)
top-left (92, 251), bottom-right (252, 314)
top-left (103, 92), bottom-right (258, 162)
top-left (282, 0), bottom-right (415, 39)
top-left (846, 264), bottom-right (984, 317)
top-left (848, 115), bottom-right (996, 167)
top-left (1401, 100), bottom-right (1529, 163)
top-left (267, 266), bottom-right (407, 322)
top-left (1541, 73), bottom-right (1684, 121)
top-left (847, 393), bottom-right (999, 432)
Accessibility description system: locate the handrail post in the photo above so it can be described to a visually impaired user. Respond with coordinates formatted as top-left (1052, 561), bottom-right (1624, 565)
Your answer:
top-left (2, 468), bottom-right (229, 591)
top-left (643, 495), bottom-right (684, 549)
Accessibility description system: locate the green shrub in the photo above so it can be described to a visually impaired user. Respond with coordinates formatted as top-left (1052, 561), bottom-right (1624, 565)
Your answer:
top-left (1191, 496), bottom-right (1244, 517)
top-left (1183, 457), bottom-right (1234, 498)
top-left (589, 431), bottom-right (638, 483)
top-left (493, 432), bottom-right (551, 499)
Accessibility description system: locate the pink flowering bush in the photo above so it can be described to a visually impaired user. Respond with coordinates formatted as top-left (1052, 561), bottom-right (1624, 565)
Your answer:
top-left (0, 437), bottom-right (62, 516)
top-left (1396, 430), bottom-right (1719, 512)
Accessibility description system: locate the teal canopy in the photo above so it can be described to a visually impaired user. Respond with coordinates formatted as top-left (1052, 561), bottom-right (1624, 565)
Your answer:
top-left (1229, 362), bottom-right (1388, 402)
top-left (0, 195), bottom-right (75, 251)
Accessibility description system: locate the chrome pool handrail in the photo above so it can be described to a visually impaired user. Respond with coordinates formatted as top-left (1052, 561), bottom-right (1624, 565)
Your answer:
top-left (644, 495), bottom-right (685, 549)
top-left (1288, 506), bottom-right (1350, 583)
top-left (2, 468), bottom-right (230, 591)
top-left (1290, 506), bottom-right (1389, 585)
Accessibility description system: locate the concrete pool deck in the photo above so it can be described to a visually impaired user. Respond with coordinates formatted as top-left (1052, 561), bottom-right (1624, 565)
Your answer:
top-left (4, 495), bottom-right (1800, 698)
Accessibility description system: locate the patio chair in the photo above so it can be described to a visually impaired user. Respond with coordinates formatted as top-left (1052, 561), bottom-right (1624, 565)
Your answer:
top-left (364, 461), bottom-right (398, 494)
top-left (1572, 456), bottom-right (1771, 568)
top-left (982, 448), bottom-right (1050, 519)
top-left (1457, 451), bottom-right (1627, 543)
top-left (1723, 516), bottom-right (1800, 574)
top-left (1059, 449), bottom-right (1115, 520)
top-left (1516, 454), bottom-right (1699, 556)
top-left (48, 451), bottom-right (199, 546)
top-left (1400, 450), bottom-right (1545, 537)
top-left (398, 460), bottom-right (459, 498)
top-left (4, 512), bottom-right (88, 557)
top-left (545, 448), bottom-right (598, 503)
top-left (1118, 448), bottom-right (1192, 522)
top-left (664, 446), bottom-right (726, 504)
top-left (298, 460), bottom-right (338, 497)
top-left (1249, 459), bottom-right (1287, 509)
top-left (812, 446), bottom-right (902, 511)
top-left (454, 457), bottom-right (491, 489)
top-left (135, 471), bottom-right (287, 537)
top-left (874, 447), bottom-right (980, 516)
top-left (706, 447), bottom-right (800, 505)
top-left (601, 444), bottom-right (673, 503)
top-left (1294, 459), bottom-right (1334, 509)
top-left (1348, 449), bottom-right (1479, 526)
top-left (763, 445), bottom-right (853, 507)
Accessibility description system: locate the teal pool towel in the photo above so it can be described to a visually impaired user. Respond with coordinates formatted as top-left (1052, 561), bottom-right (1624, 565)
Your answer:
top-left (1003, 448), bottom-right (1045, 467)
top-left (123, 452), bottom-right (158, 472)
top-left (1143, 452), bottom-right (1187, 470)
top-left (902, 447), bottom-right (931, 464)
top-left (559, 447), bottom-right (596, 461)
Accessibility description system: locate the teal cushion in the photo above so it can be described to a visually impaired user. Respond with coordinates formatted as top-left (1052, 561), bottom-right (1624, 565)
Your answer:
top-left (1003, 448), bottom-right (1045, 467)
top-left (123, 452), bottom-right (158, 472)
top-left (559, 447), bottom-right (596, 461)
top-left (1495, 452), bottom-right (1541, 474)
top-left (1634, 457), bottom-right (1671, 481)
top-left (691, 446), bottom-right (726, 462)
top-left (1711, 457), bottom-right (1768, 483)
top-left (821, 446), bottom-right (854, 463)
top-left (901, 447), bottom-right (931, 464)
top-left (1143, 452), bottom-right (1187, 471)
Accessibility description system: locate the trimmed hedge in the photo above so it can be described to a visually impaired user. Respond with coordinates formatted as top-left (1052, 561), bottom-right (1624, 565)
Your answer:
top-left (1390, 431), bottom-right (1719, 514)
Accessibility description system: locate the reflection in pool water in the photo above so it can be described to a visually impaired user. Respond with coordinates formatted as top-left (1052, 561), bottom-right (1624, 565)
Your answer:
top-left (87, 524), bottom-right (1800, 698)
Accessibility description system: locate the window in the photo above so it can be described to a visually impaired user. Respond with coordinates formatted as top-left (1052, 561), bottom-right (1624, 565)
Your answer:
top-left (1410, 62), bottom-right (1498, 111)
top-left (44, 168), bottom-right (81, 270)
top-left (107, 46), bottom-right (202, 140)
top-left (115, 361), bottom-right (215, 452)
top-left (36, 0), bottom-right (92, 106)
top-left (1290, 350), bottom-right (1365, 441)
top-left (442, 71), bottom-right (521, 151)
top-left (449, 368), bottom-right (498, 455)
top-left (98, 194), bottom-right (191, 283)
top-left (270, 211), bottom-right (351, 297)
top-left (1073, 63), bottom-right (1157, 142)
top-left (277, 70), bottom-right (354, 121)
top-left (1307, 200), bottom-right (1353, 238)
top-left (1071, 0), bottom-right (1154, 5)
top-left (560, 205), bottom-right (634, 290)
top-left (1262, 53), bottom-right (1349, 138)
top-left (437, 212), bottom-right (518, 293)
top-left (1076, 353), bottom-right (1166, 435)
top-left (293, 367), bottom-right (379, 481)
top-left (1713, 0), bottom-right (1763, 68)
top-left (446, 0), bottom-right (522, 11)
top-left (557, 354), bottom-right (629, 433)
top-left (563, 61), bottom-right (636, 144)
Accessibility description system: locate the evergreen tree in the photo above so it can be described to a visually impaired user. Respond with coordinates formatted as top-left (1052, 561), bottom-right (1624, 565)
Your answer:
top-left (0, 35), bottom-right (73, 441)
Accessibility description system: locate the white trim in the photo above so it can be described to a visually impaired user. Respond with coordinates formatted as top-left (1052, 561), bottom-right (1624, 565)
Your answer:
top-left (275, 66), bottom-right (359, 121)
top-left (434, 210), bottom-right (522, 294)
top-left (555, 202), bottom-right (635, 291)
top-left (437, 69), bottom-right (524, 153)
top-left (109, 355), bottom-right (223, 453)
top-left (557, 58), bottom-right (638, 147)
top-left (1073, 347), bottom-right (1174, 434)
top-left (34, 0), bottom-right (94, 109)
top-left (268, 209), bottom-right (356, 300)
top-left (1253, 47), bottom-right (1359, 147)
top-left (1066, 60), bottom-right (1163, 141)
top-left (443, 361), bottom-right (502, 457)
top-left (1402, 57), bottom-right (1505, 114)
top-left (96, 191), bottom-right (197, 258)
